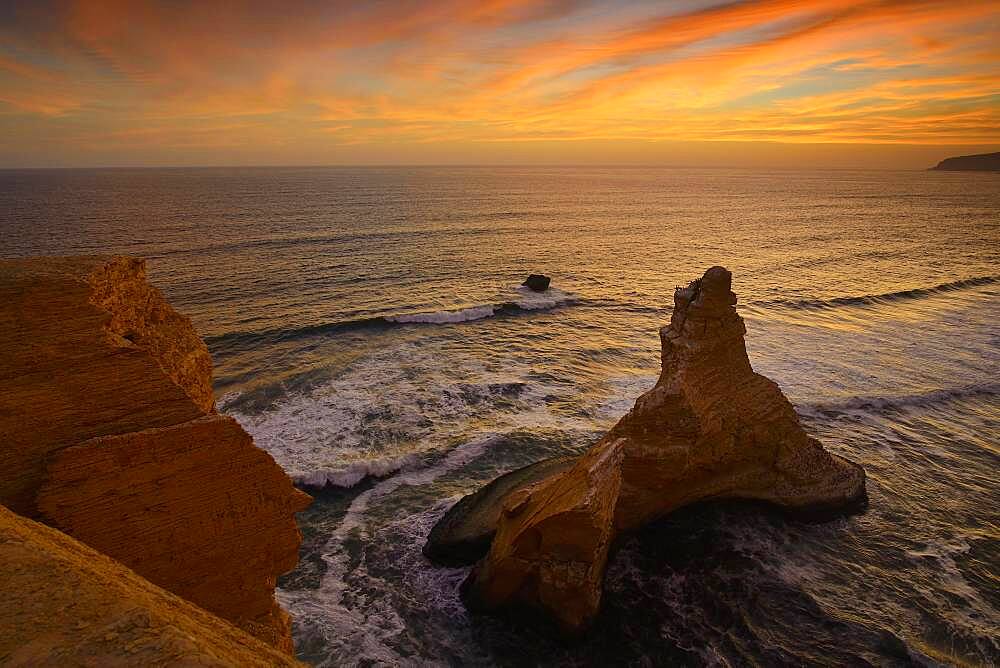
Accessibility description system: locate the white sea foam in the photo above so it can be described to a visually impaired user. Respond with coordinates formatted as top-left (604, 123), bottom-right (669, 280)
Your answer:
top-left (227, 341), bottom-right (563, 487)
top-left (594, 373), bottom-right (658, 419)
top-left (278, 433), bottom-right (505, 665)
top-left (382, 286), bottom-right (577, 325)
top-left (386, 304), bottom-right (496, 324)
top-left (513, 285), bottom-right (575, 310)
top-left (296, 453), bottom-right (422, 488)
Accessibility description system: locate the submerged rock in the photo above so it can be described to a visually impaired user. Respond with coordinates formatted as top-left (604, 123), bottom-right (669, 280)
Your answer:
top-left (458, 266), bottom-right (867, 634)
top-left (522, 274), bottom-right (551, 292)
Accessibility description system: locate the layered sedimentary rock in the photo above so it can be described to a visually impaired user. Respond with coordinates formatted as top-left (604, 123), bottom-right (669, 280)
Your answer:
top-left (37, 414), bottom-right (311, 651)
top-left (458, 267), bottom-right (867, 633)
top-left (0, 505), bottom-right (303, 667)
top-left (0, 256), bottom-right (309, 652)
top-left (0, 256), bottom-right (213, 515)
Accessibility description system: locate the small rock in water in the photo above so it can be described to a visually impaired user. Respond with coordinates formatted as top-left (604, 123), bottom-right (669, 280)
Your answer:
top-left (522, 274), bottom-right (551, 292)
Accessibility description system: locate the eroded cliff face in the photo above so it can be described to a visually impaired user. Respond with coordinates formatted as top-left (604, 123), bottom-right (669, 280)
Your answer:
top-left (0, 506), bottom-right (303, 667)
top-left (0, 256), bottom-right (309, 653)
top-left (36, 414), bottom-right (311, 652)
top-left (0, 256), bottom-right (212, 515)
top-left (460, 267), bottom-right (867, 634)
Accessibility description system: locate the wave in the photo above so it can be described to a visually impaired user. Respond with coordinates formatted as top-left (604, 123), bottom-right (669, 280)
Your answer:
top-left (799, 382), bottom-right (1000, 416)
top-left (386, 304), bottom-right (497, 325)
top-left (292, 432), bottom-right (513, 490)
top-left (388, 287), bottom-right (578, 324)
top-left (754, 276), bottom-right (998, 310)
top-left (206, 288), bottom-right (578, 352)
top-left (296, 453), bottom-right (422, 489)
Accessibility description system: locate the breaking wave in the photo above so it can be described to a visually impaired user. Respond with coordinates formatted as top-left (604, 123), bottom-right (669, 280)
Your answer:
top-left (296, 453), bottom-right (423, 489)
top-left (754, 276), bottom-right (997, 310)
top-left (206, 287), bottom-right (578, 353)
top-left (386, 305), bottom-right (496, 324)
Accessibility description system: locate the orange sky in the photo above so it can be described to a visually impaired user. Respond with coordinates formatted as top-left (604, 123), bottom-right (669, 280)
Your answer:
top-left (1, 0), bottom-right (998, 168)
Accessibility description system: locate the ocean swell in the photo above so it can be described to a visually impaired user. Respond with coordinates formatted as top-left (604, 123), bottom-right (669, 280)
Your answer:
top-left (206, 288), bottom-right (578, 353)
top-left (799, 382), bottom-right (1000, 417)
top-left (754, 275), bottom-right (997, 310)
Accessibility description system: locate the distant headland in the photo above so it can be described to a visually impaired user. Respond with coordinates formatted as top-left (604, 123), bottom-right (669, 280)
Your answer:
top-left (930, 151), bottom-right (1000, 171)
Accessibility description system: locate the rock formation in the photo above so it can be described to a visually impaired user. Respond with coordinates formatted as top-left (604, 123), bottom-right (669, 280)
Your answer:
top-left (455, 266), bottom-right (867, 634)
top-left (0, 256), bottom-right (310, 652)
top-left (0, 505), bottom-right (303, 667)
top-left (522, 274), bottom-right (551, 291)
top-left (424, 456), bottom-right (575, 565)
top-left (930, 151), bottom-right (1000, 171)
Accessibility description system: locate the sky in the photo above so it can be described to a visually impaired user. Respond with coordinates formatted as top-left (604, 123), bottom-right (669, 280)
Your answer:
top-left (1, 0), bottom-right (998, 168)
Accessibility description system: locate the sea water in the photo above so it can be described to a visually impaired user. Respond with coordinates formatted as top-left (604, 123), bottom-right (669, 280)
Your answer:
top-left (2, 166), bottom-right (997, 666)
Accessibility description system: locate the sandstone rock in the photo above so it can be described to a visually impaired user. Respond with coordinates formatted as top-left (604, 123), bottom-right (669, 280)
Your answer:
top-left (424, 456), bottom-right (575, 565)
top-left (522, 274), bottom-right (551, 292)
top-left (0, 505), bottom-right (303, 667)
top-left (0, 255), bottom-right (309, 652)
top-left (36, 414), bottom-right (312, 653)
top-left (0, 256), bottom-right (213, 516)
top-left (460, 266), bottom-right (867, 634)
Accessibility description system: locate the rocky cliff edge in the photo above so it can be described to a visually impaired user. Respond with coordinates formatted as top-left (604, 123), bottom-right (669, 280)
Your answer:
top-left (0, 256), bottom-right (310, 653)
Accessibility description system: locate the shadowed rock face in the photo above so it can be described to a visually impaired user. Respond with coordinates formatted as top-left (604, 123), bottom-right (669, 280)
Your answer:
top-left (0, 256), bottom-right (310, 653)
top-left (460, 266), bottom-right (867, 634)
top-left (0, 506), bottom-right (303, 667)
top-left (522, 274), bottom-right (551, 291)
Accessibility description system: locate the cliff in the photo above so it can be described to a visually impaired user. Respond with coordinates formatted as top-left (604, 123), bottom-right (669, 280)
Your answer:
top-left (0, 256), bottom-right (310, 652)
top-left (448, 267), bottom-right (867, 633)
top-left (930, 151), bottom-right (1000, 171)
top-left (0, 505), bottom-right (303, 667)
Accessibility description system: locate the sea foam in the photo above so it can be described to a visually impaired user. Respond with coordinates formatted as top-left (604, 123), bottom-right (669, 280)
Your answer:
top-left (385, 304), bottom-right (496, 324)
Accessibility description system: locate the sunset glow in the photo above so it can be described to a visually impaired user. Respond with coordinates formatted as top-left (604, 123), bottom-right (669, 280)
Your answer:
top-left (2, 0), bottom-right (998, 167)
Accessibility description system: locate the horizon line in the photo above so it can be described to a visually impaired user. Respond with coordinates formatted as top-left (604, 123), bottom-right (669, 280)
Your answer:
top-left (0, 163), bottom-right (974, 172)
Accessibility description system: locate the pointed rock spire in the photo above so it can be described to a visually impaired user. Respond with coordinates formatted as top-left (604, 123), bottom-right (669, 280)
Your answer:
top-left (456, 266), bottom-right (867, 633)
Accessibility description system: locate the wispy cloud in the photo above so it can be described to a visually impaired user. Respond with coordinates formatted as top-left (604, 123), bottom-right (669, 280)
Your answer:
top-left (0, 0), bottom-right (996, 164)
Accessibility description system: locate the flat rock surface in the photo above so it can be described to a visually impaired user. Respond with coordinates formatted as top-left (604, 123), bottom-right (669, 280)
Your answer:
top-left (0, 256), bottom-right (213, 516)
top-left (37, 414), bottom-right (312, 653)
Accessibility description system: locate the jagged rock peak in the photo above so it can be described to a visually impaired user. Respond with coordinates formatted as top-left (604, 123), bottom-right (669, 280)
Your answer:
top-left (673, 265), bottom-right (736, 317)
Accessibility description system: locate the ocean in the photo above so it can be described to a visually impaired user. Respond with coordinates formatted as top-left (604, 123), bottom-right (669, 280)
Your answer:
top-left (2, 166), bottom-right (998, 666)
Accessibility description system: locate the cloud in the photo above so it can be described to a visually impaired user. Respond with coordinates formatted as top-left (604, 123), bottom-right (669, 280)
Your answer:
top-left (0, 0), bottom-right (996, 164)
